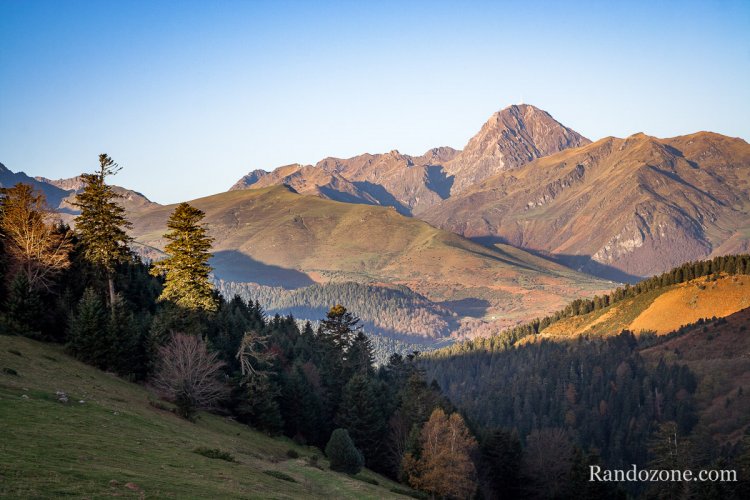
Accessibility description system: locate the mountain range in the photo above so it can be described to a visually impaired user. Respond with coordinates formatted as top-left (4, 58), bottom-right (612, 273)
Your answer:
top-left (3, 103), bottom-right (749, 343)
top-left (230, 105), bottom-right (750, 281)
top-left (230, 105), bottom-right (588, 216)
top-left (0, 162), bottom-right (157, 217)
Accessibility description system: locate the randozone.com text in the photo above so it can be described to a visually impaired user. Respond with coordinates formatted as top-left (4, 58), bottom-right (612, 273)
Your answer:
top-left (590, 465), bottom-right (737, 482)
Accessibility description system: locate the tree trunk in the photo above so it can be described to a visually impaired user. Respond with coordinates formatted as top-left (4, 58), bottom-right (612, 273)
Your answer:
top-left (108, 275), bottom-right (116, 314)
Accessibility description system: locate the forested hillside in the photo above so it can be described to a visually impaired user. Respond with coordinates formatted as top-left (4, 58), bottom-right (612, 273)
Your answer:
top-left (215, 280), bottom-right (454, 337)
top-left (419, 256), bottom-right (750, 497)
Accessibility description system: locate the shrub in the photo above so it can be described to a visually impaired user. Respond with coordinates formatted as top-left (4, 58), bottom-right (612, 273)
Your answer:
top-left (2, 367), bottom-right (19, 376)
top-left (325, 428), bottom-right (364, 474)
top-left (193, 447), bottom-right (235, 462)
top-left (286, 449), bottom-right (299, 459)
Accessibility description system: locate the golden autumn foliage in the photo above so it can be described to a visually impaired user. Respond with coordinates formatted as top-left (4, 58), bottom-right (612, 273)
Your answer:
top-left (0, 183), bottom-right (72, 291)
top-left (403, 408), bottom-right (478, 499)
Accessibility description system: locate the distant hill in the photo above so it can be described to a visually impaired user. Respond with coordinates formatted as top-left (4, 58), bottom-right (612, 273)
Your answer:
top-left (128, 185), bottom-right (613, 341)
top-left (432, 254), bottom-right (750, 356)
top-left (423, 132), bottom-right (750, 280)
top-left (230, 104), bottom-right (587, 216)
top-left (1, 162), bottom-right (73, 211)
top-left (525, 274), bottom-right (750, 344)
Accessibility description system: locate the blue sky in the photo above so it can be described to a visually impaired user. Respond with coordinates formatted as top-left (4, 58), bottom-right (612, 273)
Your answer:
top-left (1, 0), bottom-right (748, 204)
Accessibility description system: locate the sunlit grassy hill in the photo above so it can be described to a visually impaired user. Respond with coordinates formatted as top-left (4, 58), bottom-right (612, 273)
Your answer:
top-left (128, 185), bottom-right (612, 334)
top-left (0, 335), bottom-right (417, 499)
top-left (526, 274), bottom-right (750, 343)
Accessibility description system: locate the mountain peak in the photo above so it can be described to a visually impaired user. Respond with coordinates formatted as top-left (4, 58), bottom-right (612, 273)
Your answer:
top-left (443, 104), bottom-right (591, 194)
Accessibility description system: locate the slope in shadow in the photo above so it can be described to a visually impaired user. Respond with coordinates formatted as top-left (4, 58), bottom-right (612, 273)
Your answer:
top-left (471, 235), bottom-right (639, 283)
top-left (353, 181), bottom-right (412, 215)
top-left (424, 165), bottom-right (454, 200)
top-left (211, 250), bottom-right (314, 289)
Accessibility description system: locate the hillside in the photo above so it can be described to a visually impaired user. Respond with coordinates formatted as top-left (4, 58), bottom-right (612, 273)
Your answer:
top-left (418, 259), bottom-right (750, 493)
top-left (640, 308), bottom-right (750, 443)
top-left (528, 274), bottom-right (750, 343)
top-left (0, 335), bottom-right (416, 499)
top-left (230, 105), bottom-right (587, 216)
top-left (423, 132), bottom-right (750, 280)
top-left (128, 185), bottom-right (612, 339)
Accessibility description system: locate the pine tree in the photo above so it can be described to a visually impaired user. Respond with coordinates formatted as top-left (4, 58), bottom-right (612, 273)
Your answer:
top-left (336, 373), bottom-right (386, 467)
top-left (106, 294), bottom-right (145, 379)
top-left (320, 304), bottom-right (361, 352)
top-left (150, 202), bottom-right (217, 312)
top-left (73, 154), bottom-right (132, 310)
top-left (344, 331), bottom-right (375, 377)
top-left (236, 376), bottom-right (284, 435)
top-left (67, 287), bottom-right (109, 367)
top-left (4, 273), bottom-right (43, 336)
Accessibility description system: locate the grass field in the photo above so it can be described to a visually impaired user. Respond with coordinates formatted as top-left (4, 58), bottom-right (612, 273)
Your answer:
top-left (0, 335), bottom-right (416, 499)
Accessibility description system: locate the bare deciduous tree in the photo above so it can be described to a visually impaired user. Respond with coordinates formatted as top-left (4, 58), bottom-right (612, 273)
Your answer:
top-left (152, 333), bottom-right (227, 419)
top-left (236, 329), bottom-right (275, 384)
top-left (0, 183), bottom-right (72, 292)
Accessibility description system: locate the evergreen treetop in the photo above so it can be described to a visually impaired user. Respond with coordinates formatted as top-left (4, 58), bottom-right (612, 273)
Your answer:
top-left (73, 154), bottom-right (132, 307)
top-left (151, 202), bottom-right (217, 312)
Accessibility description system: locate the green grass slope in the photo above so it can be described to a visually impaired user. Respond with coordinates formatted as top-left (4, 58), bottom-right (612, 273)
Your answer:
top-left (0, 335), bottom-right (415, 499)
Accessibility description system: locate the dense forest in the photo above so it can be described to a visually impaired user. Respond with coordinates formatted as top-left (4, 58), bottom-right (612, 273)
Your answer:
top-left (215, 279), bottom-right (454, 339)
top-left (3, 156), bottom-right (750, 498)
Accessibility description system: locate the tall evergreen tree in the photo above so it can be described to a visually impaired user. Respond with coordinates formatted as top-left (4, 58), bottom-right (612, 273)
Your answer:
top-left (4, 272), bottom-right (43, 335)
top-left (320, 304), bottom-right (361, 351)
top-left (67, 287), bottom-right (109, 367)
top-left (337, 373), bottom-right (386, 467)
top-left (73, 154), bottom-right (132, 310)
top-left (345, 331), bottom-right (375, 377)
top-left (150, 202), bottom-right (217, 312)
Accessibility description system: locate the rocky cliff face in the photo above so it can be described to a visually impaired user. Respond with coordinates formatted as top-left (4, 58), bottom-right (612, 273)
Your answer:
top-left (423, 132), bottom-right (750, 279)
